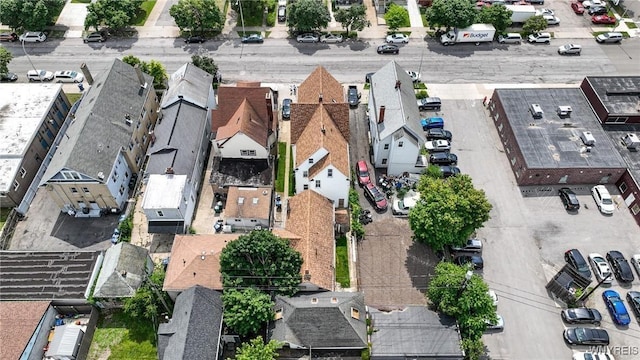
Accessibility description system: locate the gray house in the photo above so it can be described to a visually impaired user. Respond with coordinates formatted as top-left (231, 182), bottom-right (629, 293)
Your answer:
top-left (93, 242), bottom-right (153, 301)
top-left (142, 63), bottom-right (215, 233)
top-left (157, 286), bottom-right (224, 360)
top-left (368, 61), bottom-right (427, 176)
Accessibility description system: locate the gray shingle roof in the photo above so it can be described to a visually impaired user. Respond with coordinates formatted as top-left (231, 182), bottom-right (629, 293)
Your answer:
top-left (369, 61), bottom-right (423, 143)
top-left (93, 242), bottom-right (152, 298)
top-left (43, 58), bottom-right (154, 182)
top-left (163, 63), bottom-right (214, 109)
top-left (157, 286), bottom-right (223, 360)
top-left (269, 292), bottom-right (367, 349)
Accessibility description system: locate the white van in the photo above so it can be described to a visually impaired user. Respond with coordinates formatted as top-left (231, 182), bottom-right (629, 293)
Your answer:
top-left (498, 33), bottom-right (522, 44)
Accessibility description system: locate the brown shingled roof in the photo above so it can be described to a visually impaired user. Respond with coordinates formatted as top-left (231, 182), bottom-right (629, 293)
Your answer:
top-left (298, 66), bottom-right (344, 105)
top-left (284, 190), bottom-right (335, 291)
top-left (163, 234), bottom-right (240, 292)
top-left (211, 83), bottom-right (273, 134)
top-left (0, 301), bottom-right (50, 360)
top-left (215, 99), bottom-right (269, 147)
top-left (224, 186), bottom-right (273, 220)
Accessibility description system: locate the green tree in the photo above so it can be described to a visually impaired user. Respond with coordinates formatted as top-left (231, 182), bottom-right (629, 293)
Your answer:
top-left (220, 230), bottom-right (303, 296)
top-left (409, 174), bottom-right (491, 250)
top-left (477, 4), bottom-right (512, 34)
top-left (425, 164), bottom-right (442, 179)
top-left (384, 3), bottom-right (410, 31)
top-left (287, 0), bottom-right (331, 33)
top-left (0, 0), bottom-right (64, 32)
top-left (0, 47), bottom-right (13, 76)
top-left (461, 338), bottom-right (485, 360)
top-left (191, 54), bottom-right (219, 83)
top-left (121, 55), bottom-right (168, 89)
top-left (427, 262), bottom-right (496, 339)
top-left (234, 337), bottom-right (283, 360)
top-left (222, 289), bottom-right (274, 337)
top-left (123, 266), bottom-right (173, 322)
top-left (84, 0), bottom-right (143, 32)
top-left (522, 15), bottom-right (548, 35)
top-left (334, 4), bottom-right (370, 35)
top-left (170, 0), bottom-right (225, 35)
top-left (425, 0), bottom-right (477, 30)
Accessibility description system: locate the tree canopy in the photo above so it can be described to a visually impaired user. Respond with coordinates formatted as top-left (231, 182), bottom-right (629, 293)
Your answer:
top-left (123, 266), bottom-right (173, 322)
top-left (425, 0), bottom-right (477, 29)
top-left (219, 230), bottom-right (303, 296)
top-left (287, 0), bottom-right (331, 33)
top-left (408, 174), bottom-right (492, 250)
top-left (477, 5), bottom-right (512, 34)
top-left (523, 15), bottom-right (548, 35)
top-left (0, 0), bottom-right (65, 32)
top-left (384, 3), bottom-right (410, 31)
top-left (85, 0), bottom-right (143, 32)
top-left (121, 55), bottom-right (168, 89)
top-left (334, 4), bottom-right (370, 35)
top-left (191, 54), bottom-right (219, 83)
top-left (0, 47), bottom-right (13, 75)
top-left (223, 288), bottom-right (274, 337)
top-left (170, 0), bottom-right (225, 34)
top-left (234, 337), bottom-right (283, 360)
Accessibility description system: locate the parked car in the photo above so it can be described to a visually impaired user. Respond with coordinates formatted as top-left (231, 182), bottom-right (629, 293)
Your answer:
top-left (110, 228), bottom-right (120, 244)
top-left (54, 70), bottom-right (84, 83)
top-left (565, 249), bottom-right (592, 280)
top-left (536, 8), bottom-right (554, 15)
top-left (454, 255), bottom-right (484, 270)
top-left (606, 251), bottom-right (634, 283)
top-left (426, 128), bottom-right (452, 141)
top-left (430, 152), bottom-right (458, 166)
top-left (406, 71), bottom-right (421, 83)
top-left (573, 352), bottom-right (616, 360)
top-left (592, 15), bottom-right (616, 24)
top-left (421, 117), bottom-right (444, 130)
top-left (488, 290), bottom-right (498, 306)
top-left (391, 190), bottom-right (420, 216)
top-left (84, 32), bottom-right (106, 43)
top-left (588, 253), bottom-right (613, 284)
top-left (450, 238), bottom-right (483, 253)
top-left (602, 290), bottom-right (631, 325)
top-left (561, 308), bottom-right (602, 326)
top-left (281, 98), bottom-right (292, 119)
top-left (563, 327), bottom-right (609, 346)
top-left (596, 32), bottom-right (623, 43)
top-left (363, 182), bottom-right (388, 212)
top-left (0, 32), bottom-right (18, 42)
top-left (528, 32), bottom-right (551, 44)
top-left (631, 254), bottom-right (640, 277)
top-left (543, 15), bottom-right (561, 25)
top-left (571, 2), bottom-right (585, 14)
top-left (484, 315), bottom-right (504, 330)
top-left (19, 31), bottom-right (46, 42)
top-left (497, 33), bottom-right (522, 44)
top-left (591, 185), bottom-right (614, 214)
top-left (439, 165), bottom-right (461, 178)
top-left (588, 5), bottom-right (608, 15)
top-left (417, 97), bottom-right (442, 111)
top-left (0, 72), bottom-right (18, 82)
top-left (558, 188), bottom-right (580, 211)
top-left (558, 44), bottom-right (582, 55)
top-left (377, 44), bottom-right (399, 54)
top-left (627, 291), bottom-right (640, 319)
top-left (241, 34), bottom-right (264, 43)
top-left (425, 139), bottom-right (451, 152)
top-left (184, 35), bottom-right (205, 43)
top-left (386, 33), bottom-right (409, 43)
top-left (583, 0), bottom-right (604, 8)
top-left (26, 69), bottom-right (54, 82)
top-left (356, 160), bottom-right (371, 186)
top-left (297, 33), bottom-right (319, 43)
top-left (320, 33), bottom-right (343, 43)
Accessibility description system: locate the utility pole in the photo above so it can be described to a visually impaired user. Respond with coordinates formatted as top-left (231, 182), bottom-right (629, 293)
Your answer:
top-left (577, 273), bottom-right (612, 303)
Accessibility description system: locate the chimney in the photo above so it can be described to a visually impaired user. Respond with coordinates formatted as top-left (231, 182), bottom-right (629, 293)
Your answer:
top-left (134, 64), bottom-right (147, 89)
top-left (321, 125), bottom-right (326, 134)
top-left (378, 106), bottom-right (386, 124)
top-left (395, 80), bottom-right (401, 90)
top-left (80, 63), bottom-right (94, 85)
top-left (165, 167), bottom-right (174, 174)
top-left (319, 93), bottom-right (323, 103)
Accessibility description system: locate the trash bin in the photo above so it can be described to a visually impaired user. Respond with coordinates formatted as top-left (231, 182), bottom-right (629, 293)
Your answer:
top-left (78, 83), bottom-right (84, 91)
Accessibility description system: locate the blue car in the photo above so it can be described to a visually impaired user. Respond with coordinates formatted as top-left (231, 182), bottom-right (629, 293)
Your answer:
top-left (421, 117), bottom-right (444, 130)
top-left (602, 290), bottom-right (631, 326)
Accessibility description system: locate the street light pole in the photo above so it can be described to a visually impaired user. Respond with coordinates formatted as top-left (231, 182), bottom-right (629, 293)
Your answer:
top-left (457, 270), bottom-right (474, 298)
top-left (22, 39), bottom-right (41, 80)
top-left (237, 0), bottom-right (246, 37)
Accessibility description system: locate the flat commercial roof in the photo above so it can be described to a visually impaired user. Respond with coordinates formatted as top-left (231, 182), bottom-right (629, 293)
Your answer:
top-left (585, 76), bottom-right (640, 115)
top-left (495, 88), bottom-right (626, 169)
top-left (602, 124), bottom-right (640, 182)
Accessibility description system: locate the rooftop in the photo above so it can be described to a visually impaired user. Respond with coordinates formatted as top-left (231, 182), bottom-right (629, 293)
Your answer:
top-left (584, 76), bottom-right (640, 115)
top-left (209, 157), bottom-right (272, 187)
top-left (163, 63), bottom-right (214, 109)
top-left (297, 66), bottom-right (344, 104)
top-left (602, 123), bottom-right (640, 182)
top-left (0, 84), bottom-right (62, 192)
top-left (211, 83), bottom-right (273, 134)
top-left (495, 88), bottom-right (627, 169)
top-left (224, 186), bottom-right (272, 220)
top-left (142, 174), bottom-right (187, 209)
top-left (0, 301), bottom-right (51, 360)
top-left (93, 242), bottom-right (152, 298)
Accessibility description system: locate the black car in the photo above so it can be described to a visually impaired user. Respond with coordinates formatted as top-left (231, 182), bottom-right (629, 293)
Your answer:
top-left (627, 291), bottom-right (640, 319)
top-left (0, 72), bottom-right (18, 82)
top-left (565, 249), bottom-right (592, 280)
top-left (241, 34), bottom-right (264, 43)
top-left (454, 255), bottom-right (484, 270)
top-left (430, 152), bottom-right (458, 166)
top-left (377, 44), bottom-right (399, 54)
top-left (185, 35), bottom-right (205, 43)
top-left (561, 308), bottom-right (602, 325)
top-left (426, 128), bottom-right (452, 141)
top-left (282, 98), bottom-right (292, 120)
top-left (440, 166), bottom-right (460, 178)
top-left (606, 250), bottom-right (635, 283)
top-left (558, 188), bottom-right (580, 211)
top-left (588, 6), bottom-right (608, 15)
top-left (564, 327), bottom-right (609, 346)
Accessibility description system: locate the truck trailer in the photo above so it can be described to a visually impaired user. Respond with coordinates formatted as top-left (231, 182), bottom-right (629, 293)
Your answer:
top-left (440, 24), bottom-right (496, 46)
top-left (505, 5), bottom-right (537, 23)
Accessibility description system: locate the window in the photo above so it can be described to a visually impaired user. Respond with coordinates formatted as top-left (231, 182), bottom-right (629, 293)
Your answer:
top-left (129, 141), bottom-right (134, 151)
top-left (46, 129), bottom-right (55, 140)
top-left (315, 180), bottom-right (321, 188)
top-left (70, 187), bottom-right (78, 193)
top-left (112, 174), bottom-right (118, 183)
top-left (13, 181), bottom-right (19, 191)
top-left (632, 204), bottom-right (640, 215)
top-left (240, 150), bottom-right (256, 156)
top-left (119, 185), bottom-right (125, 195)
top-left (19, 168), bottom-right (26, 178)
top-left (82, 187), bottom-right (90, 193)
top-left (40, 138), bottom-right (48, 150)
top-left (327, 169), bottom-right (333, 177)
top-left (303, 171), bottom-right (308, 178)
top-left (382, 159), bottom-right (387, 165)
top-left (156, 210), bottom-right (164, 217)
top-left (308, 158), bottom-right (314, 164)
top-left (619, 182), bottom-right (628, 193)
top-left (398, 141), bottom-right (403, 147)
top-left (303, 184), bottom-right (309, 190)
top-left (384, 144), bottom-right (389, 150)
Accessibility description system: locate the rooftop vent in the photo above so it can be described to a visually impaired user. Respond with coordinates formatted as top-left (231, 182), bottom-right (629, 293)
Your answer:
top-left (238, 197), bottom-right (244, 205)
top-left (557, 106), bottom-right (572, 118)
top-left (623, 133), bottom-right (640, 150)
top-left (97, 172), bottom-right (104, 180)
top-left (252, 197), bottom-right (258, 205)
top-left (274, 308), bottom-right (283, 320)
top-left (124, 114), bottom-right (132, 125)
top-left (311, 297), bottom-right (318, 304)
top-left (580, 131), bottom-right (596, 146)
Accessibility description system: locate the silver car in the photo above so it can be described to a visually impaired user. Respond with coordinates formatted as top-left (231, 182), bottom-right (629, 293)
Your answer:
top-left (297, 33), bottom-right (319, 43)
top-left (320, 33), bottom-right (343, 43)
top-left (54, 70), bottom-right (84, 83)
top-left (558, 44), bottom-right (582, 55)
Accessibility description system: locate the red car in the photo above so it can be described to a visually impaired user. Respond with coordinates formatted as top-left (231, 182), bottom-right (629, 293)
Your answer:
top-left (356, 160), bottom-right (371, 186)
top-left (592, 15), bottom-right (616, 24)
top-left (571, 1), bottom-right (585, 14)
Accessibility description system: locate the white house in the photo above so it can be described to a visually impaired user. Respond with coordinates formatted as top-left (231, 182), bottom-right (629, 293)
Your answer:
top-left (142, 174), bottom-right (190, 233)
top-left (213, 99), bottom-right (272, 159)
top-left (368, 61), bottom-right (427, 176)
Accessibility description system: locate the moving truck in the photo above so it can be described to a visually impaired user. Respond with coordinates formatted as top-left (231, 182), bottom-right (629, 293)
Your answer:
top-left (505, 5), bottom-right (537, 23)
top-left (440, 24), bottom-right (496, 46)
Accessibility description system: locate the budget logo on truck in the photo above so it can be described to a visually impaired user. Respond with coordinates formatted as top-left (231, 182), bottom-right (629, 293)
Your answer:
top-left (462, 32), bottom-right (490, 39)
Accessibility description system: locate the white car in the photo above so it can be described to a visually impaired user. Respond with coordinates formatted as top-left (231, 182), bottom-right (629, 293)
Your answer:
top-left (27, 69), bottom-right (54, 82)
top-left (54, 70), bottom-right (84, 83)
top-left (591, 185), bottom-right (614, 214)
top-left (488, 290), bottom-right (498, 306)
top-left (485, 315), bottom-right (504, 331)
top-left (19, 31), bottom-right (46, 42)
top-left (558, 44), bottom-right (582, 55)
top-left (406, 71), bottom-right (421, 83)
top-left (543, 15), bottom-right (561, 25)
top-left (631, 254), bottom-right (640, 277)
top-left (386, 33), bottom-right (409, 44)
top-left (536, 8), bottom-right (555, 16)
top-left (582, 0), bottom-right (604, 8)
top-left (573, 352), bottom-right (615, 360)
top-left (588, 253), bottom-right (613, 284)
top-left (425, 139), bottom-right (451, 152)
top-left (320, 33), bottom-right (343, 43)
top-left (391, 190), bottom-right (420, 216)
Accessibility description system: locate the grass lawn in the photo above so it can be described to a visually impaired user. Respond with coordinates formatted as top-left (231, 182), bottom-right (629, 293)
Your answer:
top-left (67, 93), bottom-right (82, 104)
top-left (71, 0), bottom-right (92, 3)
top-left (88, 310), bottom-right (156, 360)
top-left (276, 142), bottom-right (286, 193)
top-left (0, 208), bottom-right (11, 231)
top-left (133, 1), bottom-right (157, 26)
top-left (336, 235), bottom-right (350, 288)
top-left (288, 145), bottom-right (294, 196)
